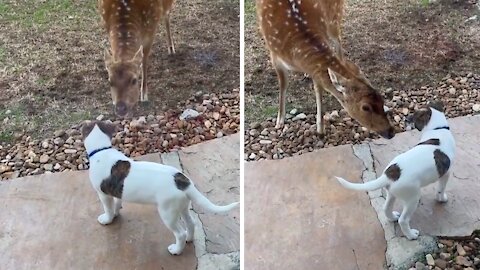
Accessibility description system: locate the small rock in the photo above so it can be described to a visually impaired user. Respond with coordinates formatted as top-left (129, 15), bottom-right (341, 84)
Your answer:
top-left (204, 120), bottom-right (212, 129)
top-left (96, 114), bottom-right (104, 121)
top-left (64, 149), bottom-right (77, 154)
top-left (54, 137), bottom-right (65, 146)
top-left (394, 115), bottom-right (402, 123)
top-left (456, 244), bottom-right (466, 256)
top-left (434, 259), bottom-right (447, 269)
top-left (292, 113), bottom-right (307, 121)
top-left (43, 164), bottom-right (53, 171)
top-left (472, 104), bottom-right (480, 112)
top-left (249, 122), bottom-right (261, 129)
top-left (212, 112), bottom-right (221, 121)
top-left (439, 253), bottom-right (450, 260)
top-left (179, 109), bottom-right (200, 120)
top-left (0, 164), bottom-right (12, 174)
top-left (448, 88), bottom-right (456, 95)
top-left (54, 163), bottom-right (62, 170)
top-left (455, 256), bottom-right (472, 267)
top-left (249, 153), bottom-right (256, 160)
top-left (162, 140), bottom-right (169, 148)
top-left (216, 131), bottom-right (223, 138)
top-left (54, 130), bottom-right (65, 137)
top-left (259, 140), bottom-right (272, 145)
top-left (41, 141), bottom-right (50, 149)
top-left (39, 154), bottom-right (49, 164)
top-left (426, 254), bottom-right (435, 266)
top-left (330, 110), bottom-right (340, 119)
top-left (289, 108), bottom-right (298, 115)
top-left (415, 261), bottom-right (427, 270)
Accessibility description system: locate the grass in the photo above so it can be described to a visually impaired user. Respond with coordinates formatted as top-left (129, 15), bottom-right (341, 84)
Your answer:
top-left (0, 101), bottom-right (92, 143)
top-left (0, 0), bottom-right (96, 29)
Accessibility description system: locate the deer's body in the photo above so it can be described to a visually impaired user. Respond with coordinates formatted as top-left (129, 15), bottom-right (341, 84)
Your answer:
top-left (99, 0), bottom-right (176, 117)
top-left (257, 0), bottom-right (394, 138)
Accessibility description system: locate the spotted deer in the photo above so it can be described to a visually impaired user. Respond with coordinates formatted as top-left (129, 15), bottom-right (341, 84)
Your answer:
top-left (257, 0), bottom-right (395, 138)
top-left (99, 0), bottom-right (175, 117)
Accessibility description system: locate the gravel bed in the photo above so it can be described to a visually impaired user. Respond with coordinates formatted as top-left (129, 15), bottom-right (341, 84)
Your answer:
top-left (412, 235), bottom-right (480, 270)
top-left (244, 73), bottom-right (480, 161)
top-left (0, 90), bottom-right (240, 180)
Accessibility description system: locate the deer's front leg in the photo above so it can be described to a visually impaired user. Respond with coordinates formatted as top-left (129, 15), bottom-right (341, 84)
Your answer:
top-left (271, 55), bottom-right (288, 129)
top-left (314, 82), bottom-right (325, 134)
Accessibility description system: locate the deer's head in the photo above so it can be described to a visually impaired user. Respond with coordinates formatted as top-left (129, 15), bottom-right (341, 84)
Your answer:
top-left (104, 47), bottom-right (143, 118)
top-left (328, 68), bottom-right (395, 139)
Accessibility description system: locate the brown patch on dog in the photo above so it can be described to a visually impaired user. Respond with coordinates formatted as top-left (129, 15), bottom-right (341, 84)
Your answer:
top-left (174, 172), bottom-right (190, 191)
top-left (428, 100), bottom-right (445, 112)
top-left (417, 138), bottom-right (440, 146)
top-left (100, 160), bottom-right (131, 198)
top-left (385, 163), bottom-right (401, 181)
top-left (434, 149), bottom-right (450, 177)
top-left (81, 120), bottom-right (117, 140)
top-left (412, 107), bottom-right (432, 131)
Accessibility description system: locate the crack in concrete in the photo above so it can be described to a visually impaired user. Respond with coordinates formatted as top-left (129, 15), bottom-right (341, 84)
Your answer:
top-left (352, 143), bottom-right (439, 269)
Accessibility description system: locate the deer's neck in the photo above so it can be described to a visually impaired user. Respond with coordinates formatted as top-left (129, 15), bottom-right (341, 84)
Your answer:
top-left (105, 9), bottom-right (143, 61)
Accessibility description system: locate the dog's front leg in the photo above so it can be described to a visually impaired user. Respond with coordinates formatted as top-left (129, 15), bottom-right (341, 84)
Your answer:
top-left (436, 171), bottom-right (450, 203)
top-left (97, 192), bottom-right (115, 225)
top-left (398, 193), bottom-right (421, 240)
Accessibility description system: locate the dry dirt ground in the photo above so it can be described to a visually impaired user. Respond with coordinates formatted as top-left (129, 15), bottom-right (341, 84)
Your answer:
top-left (245, 0), bottom-right (480, 123)
top-left (0, 0), bottom-right (239, 144)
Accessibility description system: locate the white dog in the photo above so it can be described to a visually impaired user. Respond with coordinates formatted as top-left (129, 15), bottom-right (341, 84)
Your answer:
top-left (335, 102), bottom-right (455, 240)
top-left (81, 121), bottom-right (239, 255)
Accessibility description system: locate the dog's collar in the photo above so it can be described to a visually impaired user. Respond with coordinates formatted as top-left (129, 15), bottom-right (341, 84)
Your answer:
top-left (88, 146), bottom-right (112, 159)
top-left (433, 126), bottom-right (450, 131)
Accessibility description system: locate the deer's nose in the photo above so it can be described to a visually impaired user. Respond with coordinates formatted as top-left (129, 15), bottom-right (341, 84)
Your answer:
top-left (379, 127), bottom-right (395, 139)
top-left (115, 101), bottom-right (128, 117)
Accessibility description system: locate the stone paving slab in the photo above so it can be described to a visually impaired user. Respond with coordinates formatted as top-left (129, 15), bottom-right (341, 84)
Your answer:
top-left (370, 115), bottom-right (480, 238)
top-left (179, 134), bottom-right (240, 254)
top-left (0, 135), bottom-right (240, 270)
top-left (245, 145), bottom-right (387, 270)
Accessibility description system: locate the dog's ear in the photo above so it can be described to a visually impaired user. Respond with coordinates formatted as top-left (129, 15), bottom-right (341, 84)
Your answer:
top-left (428, 100), bottom-right (445, 112)
top-left (97, 121), bottom-right (117, 139)
top-left (412, 107), bottom-right (432, 131)
top-left (81, 120), bottom-right (96, 140)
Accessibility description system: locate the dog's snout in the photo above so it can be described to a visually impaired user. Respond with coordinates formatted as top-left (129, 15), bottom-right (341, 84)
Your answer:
top-left (379, 127), bottom-right (395, 139)
top-left (115, 102), bottom-right (128, 117)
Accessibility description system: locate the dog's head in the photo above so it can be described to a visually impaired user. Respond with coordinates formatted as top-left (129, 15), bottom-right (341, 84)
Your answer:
top-left (407, 101), bottom-right (446, 131)
top-left (81, 120), bottom-right (117, 141)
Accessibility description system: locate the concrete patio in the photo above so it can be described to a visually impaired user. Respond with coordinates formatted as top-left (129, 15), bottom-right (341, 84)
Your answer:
top-left (245, 115), bottom-right (480, 270)
top-left (0, 134), bottom-right (240, 270)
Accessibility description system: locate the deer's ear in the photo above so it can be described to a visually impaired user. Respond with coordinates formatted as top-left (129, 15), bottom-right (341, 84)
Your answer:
top-left (104, 48), bottom-right (113, 68)
top-left (131, 46), bottom-right (143, 67)
top-left (328, 68), bottom-right (347, 94)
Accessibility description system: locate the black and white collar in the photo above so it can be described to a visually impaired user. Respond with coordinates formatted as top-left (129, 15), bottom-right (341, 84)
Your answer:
top-left (88, 146), bottom-right (112, 159)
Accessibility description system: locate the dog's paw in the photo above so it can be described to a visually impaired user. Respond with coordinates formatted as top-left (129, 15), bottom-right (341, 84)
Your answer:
top-left (168, 244), bottom-right (183, 255)
top-left (405, 229), bottom-right (420, 240)
top-left (436, 192), bottom-right (448, 203)
top-left (97, 213), bottom-right (114, 225)
top-left (387, 211), bottom-right (401, 222)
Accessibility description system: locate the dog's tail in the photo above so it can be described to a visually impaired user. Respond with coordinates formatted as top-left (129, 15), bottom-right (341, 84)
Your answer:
top-left (185, 184), bottom-right (239, 214)
top-left (335, 175), bottom-right (390, 191)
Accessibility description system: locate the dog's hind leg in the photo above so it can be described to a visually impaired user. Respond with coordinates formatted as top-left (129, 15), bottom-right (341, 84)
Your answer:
top-left (436, 171), bottom-right (450, 203)
top-left (181, 204), bottom-right (195, 243)
top-left (113, 198), bottom-right (122, 217)
top-left (97, 192), bottom-right (115, 225)
top-left (398, 191), bottom-right (421, 240)
top-left (158, 206), bottom-right (187, 255)
top-left (383, 190), bottom-right (400, 222)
